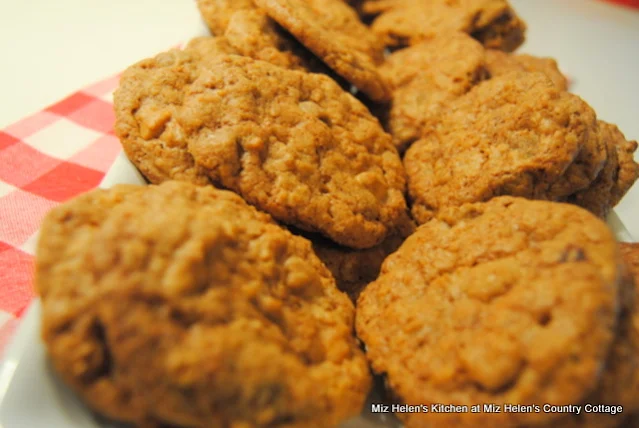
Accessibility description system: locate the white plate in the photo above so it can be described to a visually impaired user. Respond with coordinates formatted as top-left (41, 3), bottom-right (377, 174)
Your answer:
top-left (0, 150), bottom-right (635, 428)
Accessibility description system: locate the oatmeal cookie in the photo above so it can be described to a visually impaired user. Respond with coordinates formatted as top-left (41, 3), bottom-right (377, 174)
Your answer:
top-left (114, 36), bottom-right (328, 186)
top-left (37, 181), bottom-right (371, 428)
top-left (356, 197), bottom-right (622, 427)
top-left (404, 72), bottom-right (601, 224)
top-left (254, 0), bottom-right (391, 101)
top-left (380, 33), bottom-right (487, 151)
top-left (114, 49), bottom-right (211, 185)
top-left (179, 55), bottom-right (406, 249)
top-left (366, 0), bottom-right (526, 51)
top-left (485, 49), bottom-right (568, 90)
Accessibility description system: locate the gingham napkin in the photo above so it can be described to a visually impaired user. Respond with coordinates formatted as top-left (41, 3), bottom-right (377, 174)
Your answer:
top-left (0, 75), bottom-right (122, 356)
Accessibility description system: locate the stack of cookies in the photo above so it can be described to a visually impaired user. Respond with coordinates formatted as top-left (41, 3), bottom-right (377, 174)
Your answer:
top-left (33, 0), bottom-right (639, 427)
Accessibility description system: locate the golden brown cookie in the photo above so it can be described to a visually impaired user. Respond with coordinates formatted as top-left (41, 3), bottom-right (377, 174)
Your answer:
top-left (380, 33), bottom-right (488, 152)
top-left (114, 34), bottom-right (333, 187)
top-left (179, 55), bottom-right (406, 249)
top-left (253, 0), bottom-right (391, 101)
top-left (367, 0), bottom-right (526, 51)
top-left (114, 49), bottom-right (211, 185)
top-left (307, 212), bottom-right (415, 301)
top-left (37, 181), bottom-right (371, 428)
top-left (196, 0), bottom-right (256, 35)
top-left (485, 49), bottom-right (568, 90)
top-left (404, 72), bottom-right (601, 224)
top-left (356, 197), bottom-right (622, 427)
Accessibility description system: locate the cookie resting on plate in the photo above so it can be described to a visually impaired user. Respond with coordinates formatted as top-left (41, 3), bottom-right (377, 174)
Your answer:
top-left (356, 197), bottom-right (623, 427)
top-left (36, 181), bottom-right (371, 428)
top-left (178, 55), bottom-right (407, 249)
top-left (113, 35), bottom-right (338, 187)
top-left (404, 71), bottom-right (603, 224)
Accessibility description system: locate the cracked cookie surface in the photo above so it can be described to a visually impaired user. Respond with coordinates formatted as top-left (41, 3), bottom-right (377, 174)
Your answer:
top-left (114, 33), bottom-right (332, 187)
top-left (37, 181), bottom-right (371, 428)
top-left (356, 197), bottom-right (621, 427)
top-left (404, 72), bottom-right (600, 224)
top-left (179, 55), bottom-right (406, 249)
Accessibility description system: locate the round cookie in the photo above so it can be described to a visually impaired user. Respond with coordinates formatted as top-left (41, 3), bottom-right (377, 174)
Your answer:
top-left (356, 196), bottom-right (622, 427)
top-left (113, 37), bottom-right (332, 186)
top-left (37, 181), bottom-right (371, 428)
top-left (114, 49), bottom-right (211, 185)
top-left (380, 33), bottom-right (488, 151)
top-left (367, 0), bottom-right (526, 51)
top-left (404, 71), bottom-right (600, 224)
top-left (178, 55), bottom-right (407, 249)
top-left (485, 49), bottom-right (568, 90)
top-left (253, 0), bottom-right (391, 101)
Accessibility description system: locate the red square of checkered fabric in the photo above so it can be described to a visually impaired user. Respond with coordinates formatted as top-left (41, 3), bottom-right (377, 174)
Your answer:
top-left (0, 132), bottom-right (20, 151)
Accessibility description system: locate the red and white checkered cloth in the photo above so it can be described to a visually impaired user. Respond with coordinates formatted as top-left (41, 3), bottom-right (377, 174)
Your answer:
top-left (0, 74), bottom-right (122, 357)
